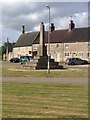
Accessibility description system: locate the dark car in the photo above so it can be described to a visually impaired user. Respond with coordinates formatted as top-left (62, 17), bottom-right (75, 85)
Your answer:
top-left (65, 58), bottom-right (88, 65)
top-left (10, 57), bottom-right (20, 63)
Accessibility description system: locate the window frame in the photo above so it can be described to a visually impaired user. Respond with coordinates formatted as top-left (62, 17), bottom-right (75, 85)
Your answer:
top-left (65, 52), bottom-right (69, 57)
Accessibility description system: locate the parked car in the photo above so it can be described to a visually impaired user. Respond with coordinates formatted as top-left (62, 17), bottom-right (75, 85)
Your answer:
top-left (10, 57), bottom-right (20, 63)
top-left (65, 58), bottom-right (88, 65)
top-left (20, 55), bottom-right (32, 64)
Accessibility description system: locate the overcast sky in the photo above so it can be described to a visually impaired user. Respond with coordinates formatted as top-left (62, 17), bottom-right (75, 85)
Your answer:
top-left (0, 0), bottom-right (89, 46)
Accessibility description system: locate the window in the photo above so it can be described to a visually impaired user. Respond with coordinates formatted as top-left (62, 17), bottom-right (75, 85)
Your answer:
top-left (65, 52), bottom-right (69, 57)
top-left (78, 52), bottom-right (83, 58)
top-left (64, 43), bottom-right (69, 48)
top-left (56, 43), bottom-right (61, 48)
top-left (29, 51), bottom-right (31, 54)
top-left (87, 52), bottom-right (90, 58)
top-left (88, 42), bottom-right (90, 47)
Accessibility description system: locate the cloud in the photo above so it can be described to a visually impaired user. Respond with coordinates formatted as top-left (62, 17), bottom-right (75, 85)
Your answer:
top-left (2, 2), bottom-right (88, 31)
top-left (73, 12), bottom-right (88, 28)
top-left (0, 0), bottom-right (89, 2)
top-left (0, 2), bottom-right (88, 46)
top-left (33, 24), bottom-right (40, 31)
top-left (52, 12), bottom-right (88, 30)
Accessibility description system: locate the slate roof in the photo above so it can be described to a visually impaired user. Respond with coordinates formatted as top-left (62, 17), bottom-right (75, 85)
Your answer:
top-left (29, 29), bottom-right (69, 44)
top-left (14, 32), bottom-right (39, 47)
top-left (64, 27), bottom-right (89, 43)
top-left (14, 27), bottom-right (89, 47)
top-left (29, 27), bottom-right (89, 44)
top-left (50, 29), bottom-right (68, 43)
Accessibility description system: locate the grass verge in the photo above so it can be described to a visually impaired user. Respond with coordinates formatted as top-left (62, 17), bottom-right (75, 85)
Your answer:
top-left (2, 82), bottom-right (88, 118)
top-left (2, 62), bottom-right (88, 77)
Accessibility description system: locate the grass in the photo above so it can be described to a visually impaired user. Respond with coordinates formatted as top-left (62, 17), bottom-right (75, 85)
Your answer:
top-left (2, 82), bottom-right (88, 118)
top-left (2, 62), bottom-right (88, 118)
top-left (2, 62), bottom-right (88, 77)
top-left (0, 56), bottom-right (2, 61)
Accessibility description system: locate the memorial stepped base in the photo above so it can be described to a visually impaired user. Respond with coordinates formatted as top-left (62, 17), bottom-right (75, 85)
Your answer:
top-left (22, 56), bottom-right (63, 69)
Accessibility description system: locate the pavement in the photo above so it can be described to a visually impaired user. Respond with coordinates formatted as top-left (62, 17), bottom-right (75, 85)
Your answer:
top-left (1, 77), bottom-right (88, 85)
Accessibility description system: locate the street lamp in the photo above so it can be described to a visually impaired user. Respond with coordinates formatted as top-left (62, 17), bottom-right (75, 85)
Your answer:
top-left (46, 4), bottom-right (50, 74)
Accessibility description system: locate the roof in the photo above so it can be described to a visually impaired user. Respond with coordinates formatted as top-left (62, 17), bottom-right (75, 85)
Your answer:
top-left (33, 27), bottom-right (89, 44)
top-left (14, 27), bottom-right (89, 47)
top-left (33, 29), bottom-right (68, 44)
top-left (14, 32), bottom-right (38, 47)
top-left (64, 27), bottom-right (89, 43)
top-left (50, 29), bottom-right (68, 43)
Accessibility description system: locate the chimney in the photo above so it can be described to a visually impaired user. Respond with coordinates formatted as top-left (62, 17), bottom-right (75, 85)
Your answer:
top-left (50, 23), bottom-right (55, 32)
top-left (69, 20), bottom-right (75, 31)
top-left (22, 25), bottom-right (25, 34)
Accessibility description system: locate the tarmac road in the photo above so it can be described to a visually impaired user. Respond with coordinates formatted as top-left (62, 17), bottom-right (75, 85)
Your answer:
top-left (1, 77), bottom-right (88, 85)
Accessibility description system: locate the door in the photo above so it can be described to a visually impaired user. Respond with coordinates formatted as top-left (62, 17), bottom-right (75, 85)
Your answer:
top-left (56, 53), bottom-right (60, 62)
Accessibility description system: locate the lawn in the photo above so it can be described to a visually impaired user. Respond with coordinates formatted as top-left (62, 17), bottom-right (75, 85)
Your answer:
top-left (2, 62), bottom-right (88, 77)
top-left (2, 62), bottom-right (88, 118)
top-left (2, 82), bottom-right (88, 118)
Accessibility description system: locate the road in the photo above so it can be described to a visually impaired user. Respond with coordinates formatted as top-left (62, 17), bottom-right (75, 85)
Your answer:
top-left (1, 77), bottom-right (88, 84)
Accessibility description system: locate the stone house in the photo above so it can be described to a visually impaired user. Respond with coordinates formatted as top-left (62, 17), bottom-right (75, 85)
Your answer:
top-left (13, 31), bottom-right (39, 58)
top-left (13, 21), bottom-right (90, 62)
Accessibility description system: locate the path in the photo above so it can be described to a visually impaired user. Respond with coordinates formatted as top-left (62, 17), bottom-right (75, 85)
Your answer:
top-left (1, 77), bottom-right (88, 84)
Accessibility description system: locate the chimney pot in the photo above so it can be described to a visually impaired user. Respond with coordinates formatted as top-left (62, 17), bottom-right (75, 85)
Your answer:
top-left (69, 20), bottom-right (75, 31)
top-left (22, 25), bottom-right (25, 34)
top-left (50, 23), bottom-right (55, 32)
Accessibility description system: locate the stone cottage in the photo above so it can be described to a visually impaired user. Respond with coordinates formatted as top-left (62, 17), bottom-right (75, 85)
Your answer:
top-left (13, 20), bottom-right (90, 62)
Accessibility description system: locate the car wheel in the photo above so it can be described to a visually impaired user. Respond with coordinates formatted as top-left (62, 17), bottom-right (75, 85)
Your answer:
top-left (71, 62), bottom-right (75, 65)
top-left (84, 61), bottom-right (88, 64)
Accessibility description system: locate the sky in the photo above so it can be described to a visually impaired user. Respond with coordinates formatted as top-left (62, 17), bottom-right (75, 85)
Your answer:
top-left (0, 0), bottom-right (89, 46)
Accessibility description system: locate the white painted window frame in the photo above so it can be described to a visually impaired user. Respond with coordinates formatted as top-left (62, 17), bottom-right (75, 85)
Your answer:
top-left (64, 52), bottom-right (69, 57)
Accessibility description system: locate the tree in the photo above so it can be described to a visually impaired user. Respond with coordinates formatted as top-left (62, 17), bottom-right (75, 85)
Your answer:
top-left (1, 42), bottom-right (8, 60)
